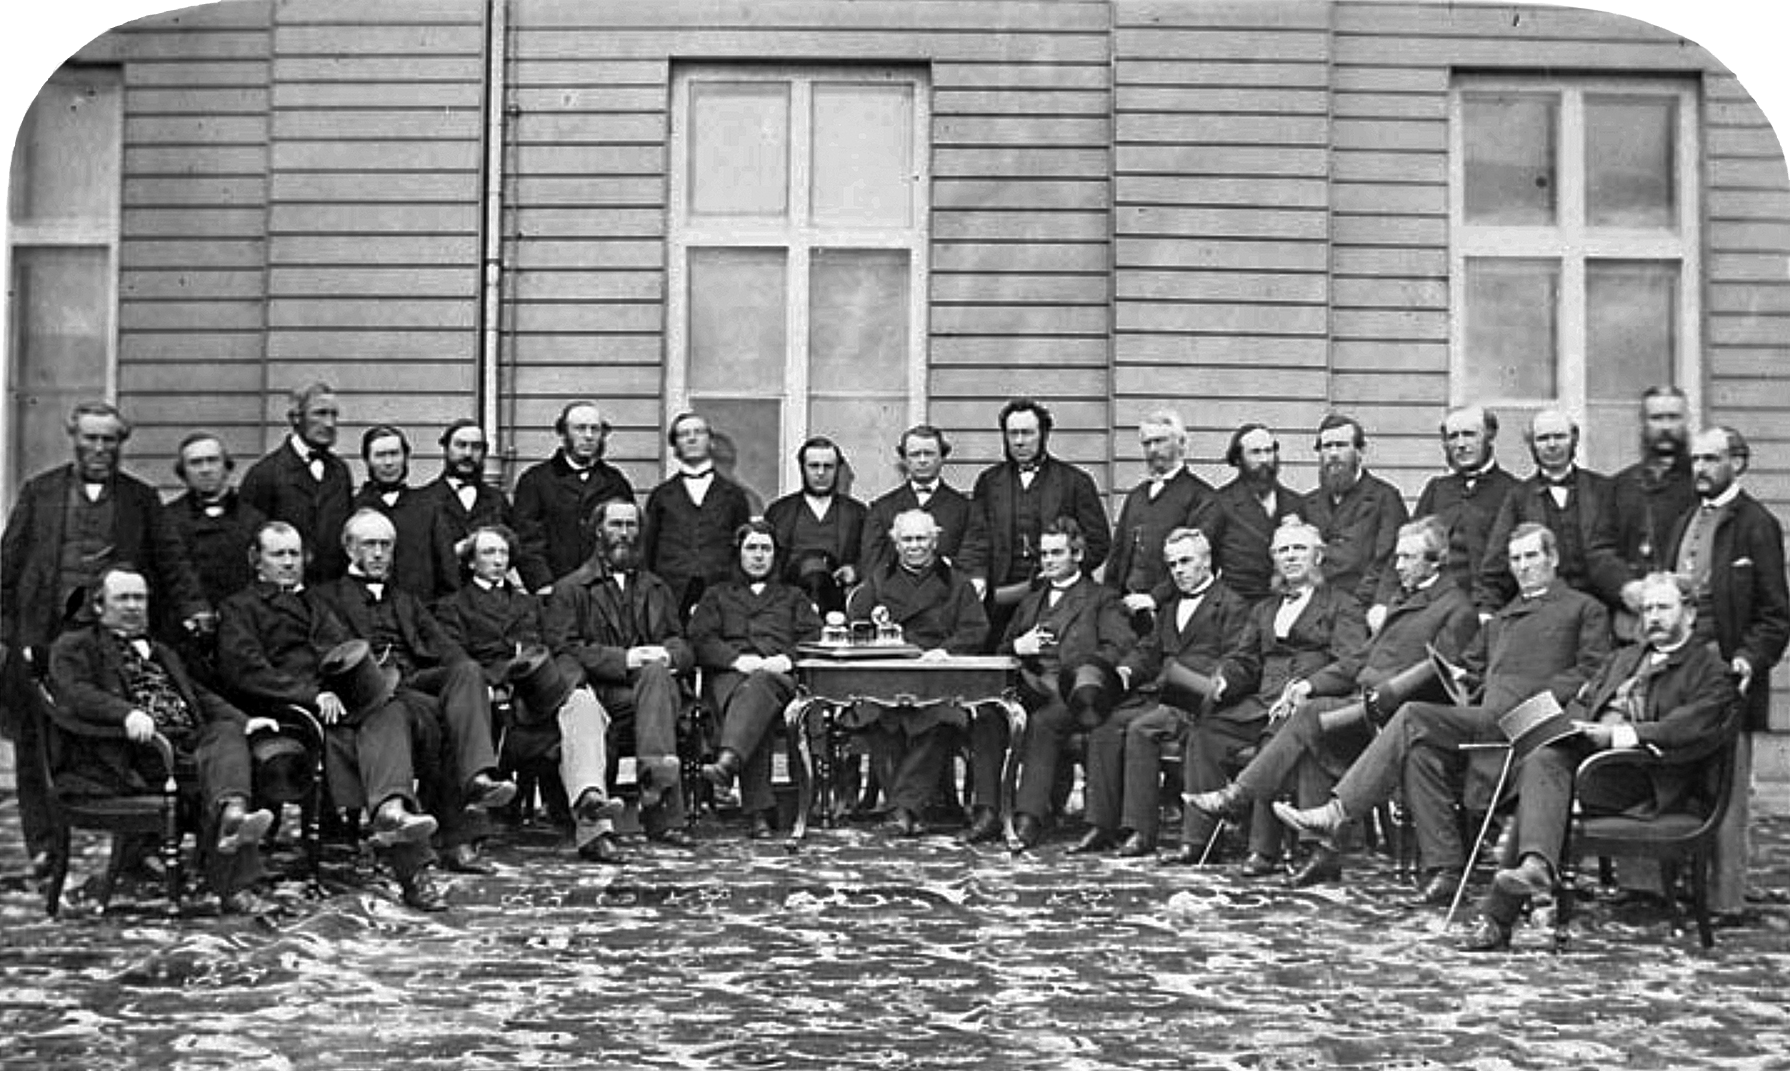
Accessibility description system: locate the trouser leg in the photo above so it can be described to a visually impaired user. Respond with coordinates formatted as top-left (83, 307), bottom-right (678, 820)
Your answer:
top-left (629, 662), bottom-right (685, 833)
top-left (1014, 699), bottom-right (1073, 822)
top-left (1118, 704), bottom-right (1185, 840)
top-left (1180, 715), bottom-right (1265, 847)
top-left (1396, 704), bottom-right (1494, 873)
top-left (886, 723), bottom-right (946, 814)
top-left (719, 671), bottom-right (793, 816)
top-left (557, 687), bottom-right (613, 848)
top-left (1710, 731), bottom-right (1754, 914)
top-left (1081, 705), bottom-right (1131, 832)
top-left (192, 720), bottom-right (264, 896)
top-left (967, 707), bottom-right (1007, 810)
top-left (408, 660), bottom-right (499, 789)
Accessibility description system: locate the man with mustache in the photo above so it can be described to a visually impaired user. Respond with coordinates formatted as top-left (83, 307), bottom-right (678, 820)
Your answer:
top-left (422, 419), bottom-right (513, 561)
top-left (1302, 413), bottom-right (1409, 615)
top-left (512, 401), bottom-right (635, 595)
top-left (1104, 410), bottom-right (1213, 629)
top-left (1611, 387), bottom-right (1697, 590)
top-left (1192, 423), bottom-right (1306, 605)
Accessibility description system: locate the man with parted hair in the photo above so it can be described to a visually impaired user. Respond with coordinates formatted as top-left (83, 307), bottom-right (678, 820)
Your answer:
top-left (352, 423), bottom-right (461, 602)
top-left (1105, 410), bottom-right (1214, 624)
top-left (1384, 405), bottom-right (1519, 607)
top-left (240, 382), bottom-right (354, 583)
top-left (763, 435), bottom-right (869, 616)
top-left (1610, 386), bottom-right (1698, 597)
top-left (861, 423), bottom-right (986, 578)
top-left (641, 411), bottom-right (754, 620)
top-left (168, 431), bottom-right (266, 612)
top-left (419, 418), bottom-right (512, 563)
top-left (1302, 412), bottom-right (1409, 614)
top-left (512, 400), bottom-right (635, 595)
top-left (1193, 423), bottom-right (1306, 605)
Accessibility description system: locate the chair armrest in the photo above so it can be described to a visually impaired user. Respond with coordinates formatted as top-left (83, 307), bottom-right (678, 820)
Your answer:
top-left (269, 702), bottom-right (326, 751)
top-left (1574, 745), bottom-right (1665, 784)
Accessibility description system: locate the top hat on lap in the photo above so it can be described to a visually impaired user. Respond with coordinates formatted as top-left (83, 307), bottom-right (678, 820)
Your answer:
top-left (1061, 656), bottom-right (1125, 729)
top-left (319, 639), bottom-right (401, 722)
top-left (1497, 692), bottom-right (1582, 760)
top-left (505, 645), bottom-right (578, 718)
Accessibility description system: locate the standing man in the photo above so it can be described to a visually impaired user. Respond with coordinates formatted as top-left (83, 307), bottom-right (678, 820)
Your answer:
top-left (764, 436), bottom-right (869, 616)
top-left (1105, 410), bottom-right (1213, 626)
top-left (2, 401), bottom-right (209, 874)
top-left (1668, 427), bottom-right (1789, 916)
top-left (421, 419), bottom-right (512, 558)
top-left (352, 424), bottom-right (460, 602)
top-left (1475, 409), bottom-right (1626, 616)
top-left (641, 411), bottom-right (754, 620)
top-left (512, 400), bottom-right (635, 595)
top-left (239, 382), bottom-right (354, 583)
top-left (1195, 423), bottom-right (1306, 605)
top-left (167, 431), bottom-right (267, 612)
top-left (546, 497), bottom-right (698, 849)
top-left (1611, 386), bottom-right (1698, 591)
top-left (861, 424), bottom-right (986, 579)
top-left (1302, 413), bottom-right (1409, 616)
top-left (1395, 405), bottom-right (1518, 603)
top-left (967, 398), bottom-right (1111, 648)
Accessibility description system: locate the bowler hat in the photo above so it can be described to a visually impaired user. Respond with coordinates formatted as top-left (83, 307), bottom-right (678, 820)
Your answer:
top-left (1497, 692), bottom-right (1582, 760)
top-left (250, 730), bottom-right (314, 804)
top-left (319, 639), bottom-right (400, 721)
top-left (505, 645), bottom-right (577, 717)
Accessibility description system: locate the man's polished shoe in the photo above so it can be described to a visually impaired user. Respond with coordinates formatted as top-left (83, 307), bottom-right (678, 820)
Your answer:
top-left (220, 887), bottom-right (279, 917)
top-left (1116, 831), bottom-right (1156, 858)
top-left (1066, 827), bottom-right (1117, 855)
top-left (367, 803), bottom-right (438, 848)
top-left (1285, 846), bottom-right (1342, 889)
top-left (1404, 869), bottom-right (1463, 908)
top-left (1011, 813), bottom-right (1043, 851)
top-left (883, 807), bottom-right (922, 838)
top-left (648, 827), bottom-right (696, 850)
top-left (1273, 799), bottom-right (1346, 837)
top-left (464, 772), bottom-right (518, 812)
top-left (1493, 855), bottom-right (1554, 900)
top-left (1185, 783), bottom-right (1248, 819)
top-left (573, 790), bottom-right (624, 826)
top-left (27, 851), bottom-right (53, 882)
top-left (1239, 852), bottom-right (1282, 878)
top-left (637, 756), bottom-right (683, 810)
top-left (215, 802), bottom-right (275, 855)
top-left (1462, 915), bottom-right (1512, 952)
top-left (749, 811), bottom-right (776, 840)
top-left (399, 868), bottom-right (450, 912)
top-left (441, 842), bottom-right (496, 875)
top-left (700, 748), bottom-right (742, 789)
top-left (578, 832), bottom-right (628, 865)
top-left (959, 807), bottom-right (1002, 845)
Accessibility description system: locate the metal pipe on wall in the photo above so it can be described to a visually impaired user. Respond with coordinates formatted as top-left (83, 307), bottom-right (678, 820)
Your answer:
top-left (475, 0), bottom-right (509, 473)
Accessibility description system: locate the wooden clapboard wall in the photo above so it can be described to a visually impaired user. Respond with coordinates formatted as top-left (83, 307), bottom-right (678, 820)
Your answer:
top-left (503, 0), bottom-right (1114, 496)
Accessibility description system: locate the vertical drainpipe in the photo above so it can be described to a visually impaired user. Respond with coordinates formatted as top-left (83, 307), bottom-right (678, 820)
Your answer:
top-left (476, 0), bottom-right (509, 473)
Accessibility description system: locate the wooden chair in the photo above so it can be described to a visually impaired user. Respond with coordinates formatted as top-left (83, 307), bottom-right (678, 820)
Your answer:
top-left (24, 649), bottom-right (185, 918)
top-left (256, 702), bottom-right (329, 884)
top-left (1554, 722), bottom-right (1741, 950)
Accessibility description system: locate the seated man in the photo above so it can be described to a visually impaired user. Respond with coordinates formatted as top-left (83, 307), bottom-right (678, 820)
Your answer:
top-left (1277, 523), bottom-right (1611, 902)
top-left (1078, 527), bottom-right (1252, 861)
top-left (693, 520), bottom-right (823, 838)
top-left (310, 509), bottom-right (517, 874)
top-left (50, 565), bottom-right (277, 915)
top-left (846, 509), bottom-right (988, 838)
top-left (432, 524), bottom-right (626, 864)
top-left (992, 516), bottom-right (1134, 851)
top-left (1193, 518), bottom-right (1367, 884)
top-left (545, 498), bottom-right (697, 849)
top-left (1462, 572), bottom-right (1737, 951)
top-left (1188, 517), bottom-right (1480, 888)
top-left (216, 521), bottom-right (446, 910)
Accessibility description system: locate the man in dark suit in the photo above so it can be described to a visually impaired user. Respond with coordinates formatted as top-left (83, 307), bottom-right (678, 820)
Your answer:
top-left (693, 520), bottom-right (823, 839)
top-left (419, 419), bottom-right (512, 563)
top-left (1076, 527), bottom-right (1252, 861)
top-left (1474, 409), bottom-right (1626, 615)
top-left (1191, 518), bottom-right (1368, 884)
top-left (216, 521), bottom-right (448, 910)
top-left (1190, 517), bottom-right (1479, 893)
top-left (167, 431), bottom-right (266, 612)
top-left (50, 566), bottom-right (277, 915)
top-left (1669, 426), bottom-right (1790, 915)
top-left (1193, 423), bottom-right (1305, 605)
top-left (861, 424), bottom-right (986, 578)
top-left (1462, 572), bottom-right (1739, 951)
top-left (352, 424), bottom-right (460, 602)
top-left (239, 382), bottom-right (354, 583)
top-left (967, 398), bottom-right (1111, 649)
top-left (312, 509), bottom-right (516, 873)
top-left (512, 400), bottom-right (635, 595)
top-left (545, 497), bottom-right (697, 848)
top-left (992, 516), bottom-right (1134, 850)
top-left (1384, 405), bottom-right (1518, 607)
top-left (2, 401), bottom-right (209, 874)
top-left (1104, 410), bottom-right (1213, 627)
top-left (763, 436), bottom-right (869, 616)
top-left (846, 509), bottom-right (988, 837)
top-left (1279, 523), bottom-right (1611, 901)
top-left (1611, 387), bottom-right (1698, 592)
top-left (1302, 413), bottom-right (1409, 614)
top-left (641, 411), bottom-right (753, 620)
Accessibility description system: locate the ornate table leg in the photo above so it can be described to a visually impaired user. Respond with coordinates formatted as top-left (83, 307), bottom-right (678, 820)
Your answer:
top-left (785, 693), bottom-right (820, 841)
top-left (989, 693), bottom-right (1028, 852)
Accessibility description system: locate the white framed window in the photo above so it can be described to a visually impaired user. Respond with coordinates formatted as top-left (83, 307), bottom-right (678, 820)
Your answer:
top-left (667, 65), bottom-right (930, 502)
top-left (1449, 75), bottom-right (1700, 473)
top-left (5, 64), bottom-right (123, 498)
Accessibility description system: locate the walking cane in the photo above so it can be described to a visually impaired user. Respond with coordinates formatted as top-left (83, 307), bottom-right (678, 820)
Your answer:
top-left (1444, 741), bottom-right (1515, 929)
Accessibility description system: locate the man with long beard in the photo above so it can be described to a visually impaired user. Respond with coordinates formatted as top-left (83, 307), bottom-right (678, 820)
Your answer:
top-left (1302, 413), bottom-right (1409, 614)
top-left (1194, 423), bottom-right (1306, 605)
top-left (1612, 387), bottom-right (1697, 585)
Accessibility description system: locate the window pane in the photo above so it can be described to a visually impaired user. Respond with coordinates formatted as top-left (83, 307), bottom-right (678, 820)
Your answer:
top-left (1463, 258), bottom-right (1559, 399)
top-left (1587, 260), bottom-right (1677, 402)
top-left (9, 69), bottom-right (121, 224)
top-left (809, 394), bottom-right (908, 501)
top-left (10, 247), bottom-right (110, 483)
top-left (809, 249), bottom-right (909, 394)
top-left (811, 83), bottom-right (914, 228)
top-left (695, 398), bottom-right (781, 511)
top-left (687, 247), bottom-right (786, 392)
top-left (1586, 95), bottom-right (1676, 229)
top-left (688, 82), bottom-right (789, 218)
top-left (1462, 93), bottom-right (1557, 226)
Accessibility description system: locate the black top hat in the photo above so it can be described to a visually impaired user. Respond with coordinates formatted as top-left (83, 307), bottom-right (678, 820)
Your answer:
top-left (250, 730), bottom-right (313, 804)
top-left (1061, 656), bottom-right (1125, 728)
top-left (505, 645), bottom-right (577, 718)
top-left (1497, 692), bottom-right (1583, 760)
top-left (319, 639), bottom-right (400, 721)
